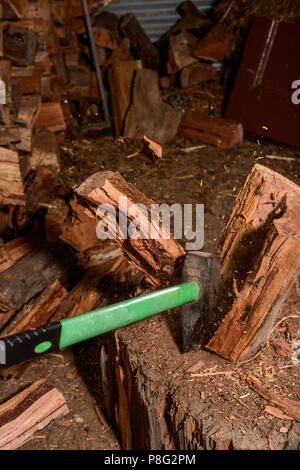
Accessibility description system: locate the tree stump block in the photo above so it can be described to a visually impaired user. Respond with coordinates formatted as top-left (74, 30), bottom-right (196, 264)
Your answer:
top-left (100, 310), bottom-right (277, 450)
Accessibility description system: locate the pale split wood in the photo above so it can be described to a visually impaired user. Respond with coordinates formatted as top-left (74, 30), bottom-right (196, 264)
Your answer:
top-left (206, 164), bottom-right (300, 362)
top-left (0, 379), bottom-right (69, 450)
top-left (74, 171), bottom-right (185, 286)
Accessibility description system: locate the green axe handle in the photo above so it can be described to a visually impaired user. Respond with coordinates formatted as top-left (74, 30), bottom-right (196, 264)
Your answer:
top-left (0, 281), bottom-right (200, 368)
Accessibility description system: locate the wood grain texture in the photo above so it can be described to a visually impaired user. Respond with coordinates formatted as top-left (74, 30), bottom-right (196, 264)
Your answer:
top-left (0, 147), bottom-right (24, 204)
top-left (0, 231), bottom-right (43, 272)
top-left (74, 171), bottom-right (185, 286)
top-left (107, 60), bottom-right (142, 137)
top-left (124, 69), bottom-right (183, 144)
top-left (0, 379), bottom-right (69, 450)
top-left (206, 164), bottom-right (300, 362)
top-left (178, 111), bottom-right (243, 149)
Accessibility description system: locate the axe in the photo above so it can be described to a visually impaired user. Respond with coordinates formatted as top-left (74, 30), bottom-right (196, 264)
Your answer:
top-left (0, 252), bottom-right (220, 369)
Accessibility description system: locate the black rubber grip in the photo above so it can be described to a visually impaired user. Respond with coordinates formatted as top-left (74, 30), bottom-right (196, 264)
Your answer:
top-left (0, 322), bottom-right (62, 368)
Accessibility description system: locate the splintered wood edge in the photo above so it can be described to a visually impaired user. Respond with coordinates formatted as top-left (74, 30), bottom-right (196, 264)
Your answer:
top-left (253, 163), bottom-right (300, 193)
top-left (74, 170), bottom-right (115, 197)
top-left (0, 379), bottom-right (69, 449)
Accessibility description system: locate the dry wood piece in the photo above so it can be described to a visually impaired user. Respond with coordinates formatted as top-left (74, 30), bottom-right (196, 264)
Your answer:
top-left (0, 241), bottom-right (77, 312)
top-left (67, 0), bottom-right (92, 18)
top-left (0, 125), bottom-right (20, 145)
top-left (24, 165), bottom-right (70, 213)
top-left (0, 379), bottom-right (69, 450)
top-left (167, 32), bottom-right (197, 74)
top-left (6, 0), bottom-right (28, 18)
top-left (0, 147), bottom-right (24, 205)
top-left (15, 95), bottom-right (41, 152)
top-left (141, 136), bottom-right (162, 165)
top-left (104, 38), bottom-right (131, 67)
top-left (50, 0), bottom-right (68, 24)
top-left (93, 26), bottom-right (116, 50)
top-left (124, 68), bottom-right (183, 144)
top-left (0, 1), bottom-right (18, 20)
top-left (192, 24), bottom-right (234, 62)
top-left (35, 102), bottom-right (66, 132)
top-left (2, 279), bottom-right (66, 336)
top-left (161, 0), bottom-right (212, 39)
top-left (66, 71), bottom-right (98, 99)
top-left (16, 94), bottom-right (41, 129)
top-left (3, 23), bottom-right (38, 66)
top-left (0, 59), bottom-right (11, 97)
top-left (40, 75), bottom-right (66, 101)
top-left (34, 51), bottom-right (52, 75)
top-left (11, 65), bottom-right (41, 94)
top-left (51, 258), bottom-right (124, 322)
top-left (30, 130), bottom-right (60, 170)
top-left (0, 279), bottom-right (67, 377)
top-left (0, 231), bottom-right (43, 272)
top-left (248, 377), bottom-right (300, 422)
top-left (206, 164), bottom-right (300, 362)
top-left (120, 13), bottom-right (160, 70)
top-left (45, 195), bottom-right (99, 252)
top-left (180, 62), bottom-right (218, 88)
top-left (107, 60), bottom-right (142, 137)
top-left (93, 11), bottom-right (121, 44)
top-left (74, 171), bottom-right (185, 286)
top-left (20, 0), bottom-right (52, 33)
top-left (52, 50), bottom-right (68, 81)
top-left (177, 111), bottom-right (243, 149)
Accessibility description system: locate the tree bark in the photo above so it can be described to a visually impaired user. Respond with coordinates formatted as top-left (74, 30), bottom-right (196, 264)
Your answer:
top-left (206, 164), bottom-right (300, 362)
top-left (120, 13), bottom-right (160, 70)
top-left (0, 241), bottom-right (78, 312)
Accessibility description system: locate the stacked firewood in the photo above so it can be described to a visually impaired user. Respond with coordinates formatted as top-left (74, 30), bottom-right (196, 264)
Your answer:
top-left (0, 0), bottom-right (244, 205)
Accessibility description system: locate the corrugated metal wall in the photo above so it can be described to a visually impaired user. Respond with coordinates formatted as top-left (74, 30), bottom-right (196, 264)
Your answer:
top-left (95, 0), bottom-right (215, 42)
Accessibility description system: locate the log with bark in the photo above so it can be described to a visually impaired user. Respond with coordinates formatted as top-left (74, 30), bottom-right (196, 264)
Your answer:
top-left (0, 279), bottom-right (67, 377)
top-left (0, 241), bottom-right (78, 312)
top-left (160, 0), bottom-right (213, 40)
top-left (124, 68), bottom-right (183, 144)
top-left (120, 13), bottom-right (160, 70)
top-left (192, 24), bottom-right (235, 62)
top-left (180, 62), bottom-right (218, 88)
top-left (74, 170), bottom-right (185, 286)
top-left (206, 164), bottom-right (300, 362)
top-left (45, 195), bottom-right (99, 252)
top-left (99, 308), bottom-right (282, 450)
top-left (24, 165), bottom-right (71, 213)
top-left (51, 256), bottom-right (127, 322)
top-left (167, 32), bottom-right (198, 74)
top-left (107, 60), bottom-right (142, 137)
top-left (3, 23), bottom-right (38, 66)
top-left (177, 111), bottom-right (243, 149)
top-left (0, 379), bottom-right (69, 450)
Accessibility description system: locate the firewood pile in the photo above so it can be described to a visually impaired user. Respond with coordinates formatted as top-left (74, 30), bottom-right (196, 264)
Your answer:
top-left (0, 0), bottom-right (246, 210)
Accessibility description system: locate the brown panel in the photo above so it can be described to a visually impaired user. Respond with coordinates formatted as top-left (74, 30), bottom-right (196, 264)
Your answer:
top-left (225, 17), bottom-right (300, 148)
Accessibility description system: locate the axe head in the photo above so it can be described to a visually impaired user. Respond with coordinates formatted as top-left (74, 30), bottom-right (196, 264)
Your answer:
top-left (180, 251), bottom-right (220, 353)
